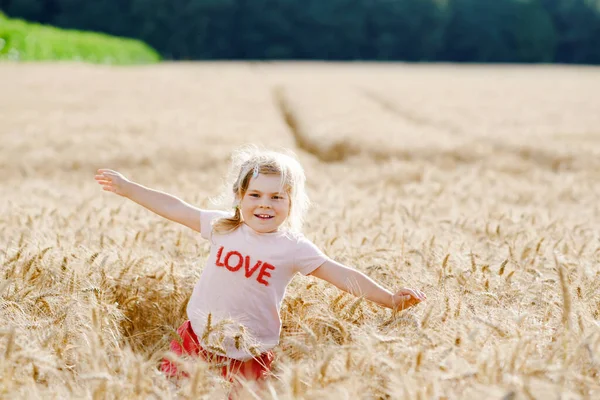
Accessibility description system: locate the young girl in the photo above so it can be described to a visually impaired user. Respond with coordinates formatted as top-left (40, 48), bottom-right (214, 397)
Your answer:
top-left (94, 146), bottom-right (426, 391)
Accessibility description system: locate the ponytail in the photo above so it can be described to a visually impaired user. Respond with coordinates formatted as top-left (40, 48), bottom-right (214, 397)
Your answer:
top-left (213, 205), bottom-right (244, 235)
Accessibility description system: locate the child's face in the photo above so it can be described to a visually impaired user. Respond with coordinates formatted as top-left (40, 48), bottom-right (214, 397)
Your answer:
top-left (240, 173), bottom-right (290, 233)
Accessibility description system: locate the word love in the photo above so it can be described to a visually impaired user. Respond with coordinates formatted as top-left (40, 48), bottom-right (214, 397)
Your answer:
top-left (215, 246), bottom-right (276, 287)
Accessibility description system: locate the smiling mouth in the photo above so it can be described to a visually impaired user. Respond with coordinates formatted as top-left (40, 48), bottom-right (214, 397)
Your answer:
top-left (255, 214), bottom-right (274, 220)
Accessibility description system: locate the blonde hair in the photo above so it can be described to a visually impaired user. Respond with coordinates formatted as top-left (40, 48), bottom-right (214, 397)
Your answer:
top-left (212, 145), bottom-right (309, 235)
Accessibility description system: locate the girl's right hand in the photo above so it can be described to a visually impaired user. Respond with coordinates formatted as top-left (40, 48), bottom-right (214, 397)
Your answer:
top-left (95, 169), bottom-right (131, 197)
top-left (391, 287), bottom-right (426, 311)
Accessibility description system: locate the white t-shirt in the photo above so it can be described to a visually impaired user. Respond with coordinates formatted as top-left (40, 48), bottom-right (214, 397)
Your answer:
top-left (186, 210), bottom-right (329, 361)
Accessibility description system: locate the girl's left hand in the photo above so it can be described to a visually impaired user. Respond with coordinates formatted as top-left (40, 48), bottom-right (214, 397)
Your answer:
top-left (392, 288), bottom-right (426, 311)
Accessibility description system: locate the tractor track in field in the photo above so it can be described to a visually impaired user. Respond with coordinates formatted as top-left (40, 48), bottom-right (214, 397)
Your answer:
top-left (357, 87), bottom-right (599, 173)
top-left (272, 85), bottom-right (361, 162)
top-left (273, 84), bottom-right (598, 173)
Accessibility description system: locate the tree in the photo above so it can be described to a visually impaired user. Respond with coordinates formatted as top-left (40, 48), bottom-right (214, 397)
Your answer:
top-left (541, 0), bottom-right (600, 63)
top-left (511, 0), bottom-right (556, 62)
top-left (441, 0), bottom-right (520, 62)
top-left (368, 0), bottom-right (448, 61)
top-left (1, 0), bottom-right (598, 63)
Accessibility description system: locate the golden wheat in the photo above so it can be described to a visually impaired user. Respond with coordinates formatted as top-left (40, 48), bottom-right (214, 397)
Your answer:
top-left (0, 62), bottom-right (599, 399)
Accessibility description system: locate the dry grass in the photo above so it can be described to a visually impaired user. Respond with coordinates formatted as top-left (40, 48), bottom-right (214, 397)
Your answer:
top-left (1, 62), bottom-right (600, 399)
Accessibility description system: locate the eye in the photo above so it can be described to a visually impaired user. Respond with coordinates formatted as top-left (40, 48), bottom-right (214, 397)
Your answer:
top-left (272, 196), bottom-right (283, 200)
top-left (249, 193), bottom-right (260, 198)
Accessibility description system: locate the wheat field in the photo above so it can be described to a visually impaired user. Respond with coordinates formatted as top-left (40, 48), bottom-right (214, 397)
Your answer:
top-left (1, 62), bottom-right (599, 399)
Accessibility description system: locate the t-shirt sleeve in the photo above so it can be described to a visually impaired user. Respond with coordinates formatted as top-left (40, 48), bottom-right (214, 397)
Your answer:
top-left (294, 235), bottom-right (329, 276)
top-left (200, 209), bottom-right (232, 240)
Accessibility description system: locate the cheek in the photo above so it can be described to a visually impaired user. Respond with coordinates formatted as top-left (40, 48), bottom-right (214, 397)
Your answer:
top-left (240, 202), bottom-right (253, 214)
top-left (276, 203), bottom-right (290, 216)
top-left (241, 198), bottom-right (255, 207)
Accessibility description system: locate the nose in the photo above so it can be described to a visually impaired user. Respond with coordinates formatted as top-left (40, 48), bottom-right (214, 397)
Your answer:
top-left (259, 199), bottom-right (273, 209)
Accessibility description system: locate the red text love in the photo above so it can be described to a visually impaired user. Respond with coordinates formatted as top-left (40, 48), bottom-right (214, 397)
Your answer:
top-left (215, 246), bottom-right (276, 286)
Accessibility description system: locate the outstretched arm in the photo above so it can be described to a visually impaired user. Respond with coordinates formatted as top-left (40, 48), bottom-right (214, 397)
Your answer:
top-left (94, 169), bottom-right (202, 232)
top-left (310, 259), bottom-right (426, 311)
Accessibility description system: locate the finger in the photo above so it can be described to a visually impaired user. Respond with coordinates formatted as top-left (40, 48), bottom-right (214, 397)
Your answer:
top-left (408, 291), bottom-right (423, 302)
top-left (398, 295), bottom-right (411, 303)
top-left (97, 171), bottom-right (117, 178)
top-left (393, 295), bottom-right (406, 308)
top-left (102, 186), bottom-right (115, 192)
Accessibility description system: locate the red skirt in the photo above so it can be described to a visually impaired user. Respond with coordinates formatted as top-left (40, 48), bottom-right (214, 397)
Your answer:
top-left (161, 320), bottom-right (274, 382)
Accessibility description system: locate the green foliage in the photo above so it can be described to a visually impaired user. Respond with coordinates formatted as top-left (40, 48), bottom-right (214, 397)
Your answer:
top-left (441, 0), bottom-right (556, 62)
top-left (513, 0), bottom-right (556, 62)
top-left (541, 0), bottom-right (600, 63)
top-left (2, 0), bottom-right (600, 63)
top-left (0, 12), bottom-right (160, 64)
top-left (365, 0), bottom-right (448, 61)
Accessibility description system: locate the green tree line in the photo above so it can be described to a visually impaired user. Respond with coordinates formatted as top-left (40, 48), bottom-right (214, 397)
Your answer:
top-left (1, 0), bottom-right (599, 63)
